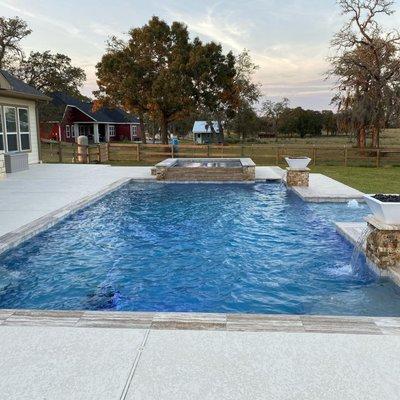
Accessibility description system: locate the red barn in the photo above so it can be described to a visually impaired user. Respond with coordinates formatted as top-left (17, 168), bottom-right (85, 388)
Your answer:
top-left (40, 93), bottom-right (141, 143)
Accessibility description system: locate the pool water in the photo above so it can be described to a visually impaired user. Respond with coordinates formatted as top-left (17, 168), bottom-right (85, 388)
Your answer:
top-left (1, 182), bottom-right (400, 316)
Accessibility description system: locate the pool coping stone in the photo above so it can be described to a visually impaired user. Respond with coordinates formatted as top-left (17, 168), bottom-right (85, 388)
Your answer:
top-left (1, 310), bottom-right (399, 335)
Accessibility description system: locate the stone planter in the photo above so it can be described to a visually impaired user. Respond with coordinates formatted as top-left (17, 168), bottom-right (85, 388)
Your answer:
top-left (285, 157), bottom-right (311, 169)
top-left (364, 194), bottom-right (400, 225)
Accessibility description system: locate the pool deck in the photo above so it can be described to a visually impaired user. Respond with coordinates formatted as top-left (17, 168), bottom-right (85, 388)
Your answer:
top-left (289, 173), bottom-right (364, 202)
top-left (1, 311), bottom-right (400, 399)
top-left (1, 163), bottom-right (397, 399)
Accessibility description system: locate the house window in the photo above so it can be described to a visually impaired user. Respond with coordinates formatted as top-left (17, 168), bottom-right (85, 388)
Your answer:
top-left (18, 108), bottom-right (30, 150)
top-left (71, 125), bottom-right (75, 138)
top-left (131, 125), bottom-right (138, 136)
top-left (65, 125), bottom-right (71, 138)
top-left (4, 106), bottom-right (18, 151)
top-left (0, 110), bottom-right (3, 151)
top-left (109, 125), bottom-right (115, 137)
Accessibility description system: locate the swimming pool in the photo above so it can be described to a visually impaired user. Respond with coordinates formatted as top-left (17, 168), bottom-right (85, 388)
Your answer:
top-left (1, 182), bottom-right (400, 316)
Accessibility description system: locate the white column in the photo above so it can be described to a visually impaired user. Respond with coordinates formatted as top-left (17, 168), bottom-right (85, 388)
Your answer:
top-left (105, 124), bottom-right (110, 142)
top-left (0, 152), bottom-right (5, 178)
top-left (74, 123), bottom-right (79, 142)
top-left (93, 123), bottom-right (100, 144)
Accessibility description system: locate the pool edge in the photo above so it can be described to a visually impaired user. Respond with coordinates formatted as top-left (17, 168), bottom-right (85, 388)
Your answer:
top-left (1, 309), bottom-right (399, 335)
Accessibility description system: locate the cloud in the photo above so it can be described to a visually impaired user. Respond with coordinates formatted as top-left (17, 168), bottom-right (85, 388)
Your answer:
top-left (0, 0), bottom-right (80, 36)
top-left (163, 2), bottom-right (334, 107)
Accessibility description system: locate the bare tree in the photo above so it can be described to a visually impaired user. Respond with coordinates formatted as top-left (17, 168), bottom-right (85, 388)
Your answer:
top-left (329, 0), bottom-right (400, 148)
top-left (0, 16), bottom-right (31, 69)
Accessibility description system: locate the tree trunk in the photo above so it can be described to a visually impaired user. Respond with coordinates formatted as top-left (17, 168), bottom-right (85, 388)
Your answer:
top-left (138, 112), bottom-right (146, 144)
top-left (371, 126), bottom-right (379, 148)
top-left (217, 120), bottom-right (224, 144)
top-left (358, 127), bottom-right (366, 155)
top-left (160, 115), bottom-right (168, 144)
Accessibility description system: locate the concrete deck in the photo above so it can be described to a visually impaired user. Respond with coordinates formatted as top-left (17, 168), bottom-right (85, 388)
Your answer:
top-left (1, 312), bottom-right (400, 400)
top-left (290, 173), bottom-right (364, 202)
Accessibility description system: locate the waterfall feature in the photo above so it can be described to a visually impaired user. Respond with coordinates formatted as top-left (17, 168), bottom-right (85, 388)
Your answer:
top-left (350, 225), bottom-right (375, 276)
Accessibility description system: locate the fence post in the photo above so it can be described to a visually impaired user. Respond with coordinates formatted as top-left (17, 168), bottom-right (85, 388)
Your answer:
top-left (171, 144), bottom-right (174, 158)
top-left (136, 144), bottom-right (140, 161)
top-left (344, 147), bottom-right (348, 167)
top-left (58, 141), bottom-right (63, 163)
top-left (376, 149), bottom-right (380, 168)
top-left (207, 145), bottom-right (210, 157)
top-left (276, 147), bottom-right (279, 165)
top-left (312, 147), bottom-right (316, 166)
top-left (241, 145), bottom-right (244, 157)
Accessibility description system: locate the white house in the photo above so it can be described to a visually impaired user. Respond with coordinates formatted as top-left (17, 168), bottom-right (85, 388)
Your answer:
top-left (0, 70), bottom-right (49, 177)
top-left (192, 121), bottom-right (222, 144)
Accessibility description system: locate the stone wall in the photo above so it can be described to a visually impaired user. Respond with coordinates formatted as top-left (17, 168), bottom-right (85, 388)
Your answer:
top-left (366, 225), bottom-right (400, 271)
top-left (156, 167), bottom-right (255, 182)
top-left (0, 152), bottom-right (5, 179)
top-left (286, 169), bottom-right (309, 187)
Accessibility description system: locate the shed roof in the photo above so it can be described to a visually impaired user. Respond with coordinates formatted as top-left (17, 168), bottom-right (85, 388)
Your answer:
top-left (0, 70), bottom-right (50, 101)
top-left (192, 121), bottom-right (220, 134)
top-left (51, 92), bottom-right (139, 124)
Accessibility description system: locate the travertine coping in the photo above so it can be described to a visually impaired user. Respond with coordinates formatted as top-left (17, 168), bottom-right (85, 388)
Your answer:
top-left (1, 309), bottom-right (400, 335)
top-left (0, 177), bottom-right (135, 256)
top-left (365, 215), bottom-right (400, 231)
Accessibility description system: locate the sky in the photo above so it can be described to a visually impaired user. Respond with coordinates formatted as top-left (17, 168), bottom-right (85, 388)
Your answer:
top-left (1, 0), bottom-right (400, 110)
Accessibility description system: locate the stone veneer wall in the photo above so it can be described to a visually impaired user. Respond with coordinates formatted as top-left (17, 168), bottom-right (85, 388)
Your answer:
top-left (286, 169), bottom-right (309, 187)
top-left (0, 152), bottom-right (5, 179)
top-left (156, 166), bottom-right (255, 182)
top-left (366, 224), bottom-right (400, 270)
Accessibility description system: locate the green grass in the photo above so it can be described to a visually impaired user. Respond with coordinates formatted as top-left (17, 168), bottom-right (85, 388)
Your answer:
top-left (311, 166), bottom-right (400, 193)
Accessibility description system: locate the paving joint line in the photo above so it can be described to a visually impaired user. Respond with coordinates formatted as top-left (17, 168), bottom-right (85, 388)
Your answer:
top-left (119, 328), bottom-right (151, 400)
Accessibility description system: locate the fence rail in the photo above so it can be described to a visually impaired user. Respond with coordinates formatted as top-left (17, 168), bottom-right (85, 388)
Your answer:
top-left (40, 140), bottom-right (400, 167)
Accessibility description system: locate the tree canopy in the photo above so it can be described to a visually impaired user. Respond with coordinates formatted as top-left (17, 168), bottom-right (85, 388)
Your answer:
top-left (14, 51), bottom-right (86, 97)
top-left (0, 16), bottom-right (31, 69)
top-left (329, 0), bottom-right (400, 148)
top-left (96, 17), bottom-right (246, 144)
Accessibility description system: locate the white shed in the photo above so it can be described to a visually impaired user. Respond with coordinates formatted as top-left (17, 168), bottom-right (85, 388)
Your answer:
top-left (192, 121), bottom-right (221, 144)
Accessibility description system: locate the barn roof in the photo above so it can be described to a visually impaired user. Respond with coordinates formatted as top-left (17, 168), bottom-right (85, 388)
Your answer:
top-left (51, 92), bottom-right (139, 124)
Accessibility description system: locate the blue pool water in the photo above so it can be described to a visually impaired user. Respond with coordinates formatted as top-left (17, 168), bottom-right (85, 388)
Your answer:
top-left (1, 182), bottom-right (400, 316)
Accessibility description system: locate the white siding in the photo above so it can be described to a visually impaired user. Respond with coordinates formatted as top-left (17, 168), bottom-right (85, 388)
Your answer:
top-left (0, 96), bottom-right (39, 164)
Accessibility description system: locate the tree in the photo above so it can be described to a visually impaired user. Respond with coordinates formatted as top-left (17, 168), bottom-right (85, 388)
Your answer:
top-left (14, 51), bottom-right (86, 97)
top-left (321, 110), bottom-right (338, 135)
top-left (188, 38), bottom-right (239, 142)
top-left (96, 18), bottom-right (258, 144)
top-left (278, 107), bottom-right (323, 137)
top-left (227, 103), bottom-right (261, 141)
top-left (0, 16), bottom-right (31, 69)
top-left (96, 17), bottom-right (195, 144)
top-left (329, 0), bottom-right (400, 149)
top-left (261, 98), bottom-right (290, 135)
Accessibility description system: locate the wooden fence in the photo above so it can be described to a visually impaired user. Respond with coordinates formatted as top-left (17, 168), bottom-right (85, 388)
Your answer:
top-left (40, 140), bottom-right (400, 167)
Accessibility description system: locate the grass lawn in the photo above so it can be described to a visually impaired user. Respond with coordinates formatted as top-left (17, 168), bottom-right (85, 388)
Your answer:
top-left (311, 166), bottom-right (400, 193)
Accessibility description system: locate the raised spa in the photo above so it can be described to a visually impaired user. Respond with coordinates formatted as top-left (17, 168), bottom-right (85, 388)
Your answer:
top-left (155, 158), bottom-right (256, 182)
